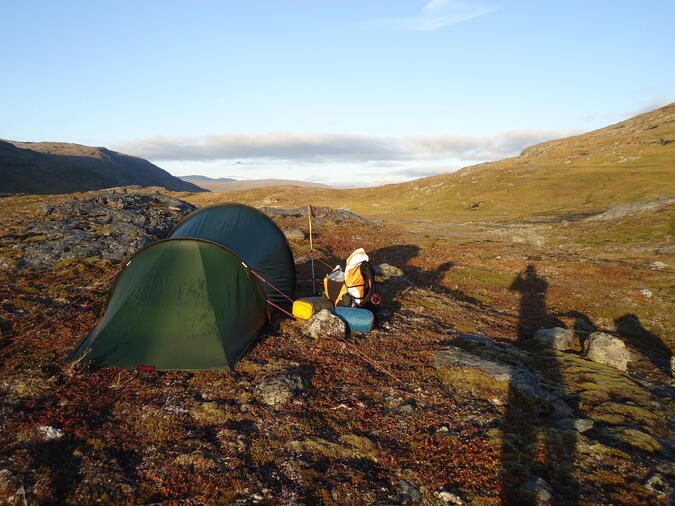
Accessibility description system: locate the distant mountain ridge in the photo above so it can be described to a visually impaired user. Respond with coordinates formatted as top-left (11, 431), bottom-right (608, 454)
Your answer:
top-left (181, 175), bottom-right (236, 182)
top-left (180, 176), bottom-right (332, 192)
top-left (0, 139), bottom-right (206, 195)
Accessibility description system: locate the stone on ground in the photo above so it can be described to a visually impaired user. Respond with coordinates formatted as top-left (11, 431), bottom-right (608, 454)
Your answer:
top-left (583, 332), bottom-right (630, 371)
top-left (303, 309), bottom-right (346, 339)
top-left (519, 476), bottom-right (558, 505)
top-left (534, 327), bottom-right (574, 350)
top-left (257, 373), bottom-right (306, 407)
top-left (375, 263), bottom-right (405, 279)
top-left (554, 418), bottom-right (594, 433)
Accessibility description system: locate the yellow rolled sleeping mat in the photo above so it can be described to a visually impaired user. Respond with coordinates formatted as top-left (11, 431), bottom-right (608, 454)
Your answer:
top-left (292, 296), bottom-right (335, 320)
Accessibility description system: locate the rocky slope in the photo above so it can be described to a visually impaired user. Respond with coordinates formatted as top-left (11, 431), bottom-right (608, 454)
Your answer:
top-left (0, 188), bottom-right (195, 270)
top-left (0, 140), bottom-right (206, 195)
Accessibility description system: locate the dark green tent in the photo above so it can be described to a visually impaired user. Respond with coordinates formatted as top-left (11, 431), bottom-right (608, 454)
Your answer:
top-left (70, 204), bottom-right (295, 370)
top-left (171, 203), bottom-right (295, 306)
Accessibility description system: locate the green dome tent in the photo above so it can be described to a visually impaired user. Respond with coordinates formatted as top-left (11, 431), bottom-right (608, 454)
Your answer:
top-left (69, 204), bottom-right (295, 370)
top-left (171, 203), bottom-right (295, 306)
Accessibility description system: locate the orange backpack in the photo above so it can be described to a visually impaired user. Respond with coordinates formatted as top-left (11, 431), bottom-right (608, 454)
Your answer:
top-left (324, 248), bottom-right (379, 308)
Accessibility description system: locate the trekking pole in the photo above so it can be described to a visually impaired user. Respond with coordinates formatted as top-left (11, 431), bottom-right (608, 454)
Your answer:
top-left (308, 204), bottom-right (316, 295)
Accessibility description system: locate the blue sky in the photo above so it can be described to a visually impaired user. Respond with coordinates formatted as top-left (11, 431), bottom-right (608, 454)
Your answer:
top-left (1, 1), bottom-right (673, 186)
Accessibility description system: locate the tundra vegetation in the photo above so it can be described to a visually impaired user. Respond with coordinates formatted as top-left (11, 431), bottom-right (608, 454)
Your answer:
top-left (0, 104), bottom-right (673, 504)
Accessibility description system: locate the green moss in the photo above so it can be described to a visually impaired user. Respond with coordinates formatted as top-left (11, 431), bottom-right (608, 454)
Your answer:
top-left (437, 366), bottom-right (509, 402)
top-left (601, 427), bottom-right (662, 453)
top-left (590, 402), bottom-right (666, 435)
top-left (249, 437), bottom-right (285, 466)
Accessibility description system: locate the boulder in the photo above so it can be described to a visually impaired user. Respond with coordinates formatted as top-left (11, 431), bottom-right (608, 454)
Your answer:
top-left (533, 327), bottom-right (574, 350)
top-left (257, 373), bottom-right (305, 407)
top-left (583, 332), bottom-right (630, 371)
top-left (375, 263), bottom-right (405, 279)
top-left (303, 309), bottom-right (347, 339)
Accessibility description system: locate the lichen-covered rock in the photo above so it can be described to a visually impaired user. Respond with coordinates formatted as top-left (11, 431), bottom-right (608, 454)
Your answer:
top-left (436, 490), bottom-right (463, 505)
top-left (452, 333), bottom-right (501, 350)
top-left (397, 480), bottom-right (423, 504)
top-left (36, 425), bottom-right (64, 441)
top-left (534, 327), bottom-right (574, 350)
top-left (257, 373), bottom-right (305, 406)
top-left (303, 309), bottom-right (346, 339)
top-left (644, 472), bottom-right (673, 500)
top-left (583, 332), bottom-right (630, 371)
top-left (434, 347), bottom-right (572, 417)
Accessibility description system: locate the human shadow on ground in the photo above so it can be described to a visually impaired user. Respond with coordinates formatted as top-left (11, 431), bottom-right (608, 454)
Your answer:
top-left (501, 265), bottom-right (579, 504)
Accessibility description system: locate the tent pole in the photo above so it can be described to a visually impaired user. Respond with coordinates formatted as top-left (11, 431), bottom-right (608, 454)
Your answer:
top-left (308, 204), bottom-right (316, 295)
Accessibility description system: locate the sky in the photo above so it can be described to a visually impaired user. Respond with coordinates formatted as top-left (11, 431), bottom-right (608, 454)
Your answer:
top-left (1, 0), bottom-right (673, 187)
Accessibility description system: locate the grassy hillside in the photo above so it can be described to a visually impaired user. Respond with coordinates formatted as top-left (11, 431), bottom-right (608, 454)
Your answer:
top-left (0, 140), bottom-right (206, 195)
top-left (187, 103), bottom-right (675, 222)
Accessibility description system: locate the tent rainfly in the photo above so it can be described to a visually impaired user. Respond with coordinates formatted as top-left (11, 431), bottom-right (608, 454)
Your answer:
top-left (69, 203), bottom-right (295, 370)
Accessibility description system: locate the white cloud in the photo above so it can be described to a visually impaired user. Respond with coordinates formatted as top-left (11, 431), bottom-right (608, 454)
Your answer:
top-left (371, 0), bottom-right (498, 31)
top-left (116, 129), bottom-right (572, 165)
top-left (114, 128), bottom-right (574, 187)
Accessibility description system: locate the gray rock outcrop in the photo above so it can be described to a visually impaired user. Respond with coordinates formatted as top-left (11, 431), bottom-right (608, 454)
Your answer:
top-left (587, 197), bottom-right (675, 221)
top-left (1, 190), bottom-right (195, 270)
top-left (259, 205), bottom-right (368, 223)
